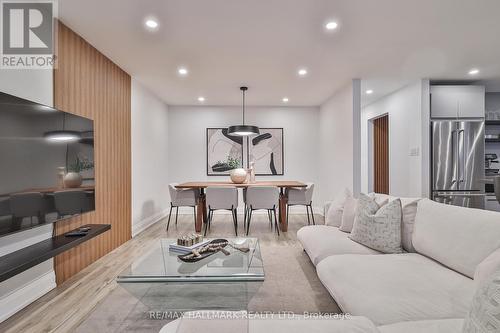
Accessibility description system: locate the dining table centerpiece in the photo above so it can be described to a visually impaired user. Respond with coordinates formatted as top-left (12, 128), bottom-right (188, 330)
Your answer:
top-left (226, 156), bottom-right (247, 184)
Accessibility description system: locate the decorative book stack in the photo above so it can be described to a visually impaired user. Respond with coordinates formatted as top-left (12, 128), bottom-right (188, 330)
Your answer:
top-left (169, 234), bottom-right (209, 254)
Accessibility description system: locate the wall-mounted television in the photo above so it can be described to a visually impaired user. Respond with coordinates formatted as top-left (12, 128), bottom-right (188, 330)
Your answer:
top-left (0, 91), bottom-right (95, 238)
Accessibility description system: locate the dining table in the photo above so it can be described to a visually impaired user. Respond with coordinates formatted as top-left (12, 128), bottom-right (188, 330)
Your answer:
top-left (175, 181), bottom-right (307, 233)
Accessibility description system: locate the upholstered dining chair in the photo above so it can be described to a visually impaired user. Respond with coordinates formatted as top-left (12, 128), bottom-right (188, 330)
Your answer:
top-left (205, 187), bottom-right (239, 236)
top-left (54, 190), bottom-right (88, 218)
top-left (9, 192), bottom-right (44, 227)
top-left (167, 183), bottom-right (198, 231)
top-left (245, 186), bottom-right (280, 236)
top-left (286, 182), bottom-right (315, 226)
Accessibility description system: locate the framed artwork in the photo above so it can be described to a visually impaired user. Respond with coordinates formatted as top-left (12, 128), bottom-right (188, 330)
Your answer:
top-left (248, 128), bottom-right (284, 175)
top-left (206, 128), bottom-right (244, 176)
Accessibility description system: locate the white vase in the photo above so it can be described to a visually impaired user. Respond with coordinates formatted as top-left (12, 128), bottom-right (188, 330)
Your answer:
top-left (230, 168), bottom-right (247, 184)
top-left (64, 172), bottom-right (83, 188)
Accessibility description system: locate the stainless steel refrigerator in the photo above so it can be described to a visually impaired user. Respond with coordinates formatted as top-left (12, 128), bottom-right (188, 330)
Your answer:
top-left (431, 120), bottom-right (485, 208)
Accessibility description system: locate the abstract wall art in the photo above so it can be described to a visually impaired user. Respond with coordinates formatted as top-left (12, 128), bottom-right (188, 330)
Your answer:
top-left (206, 128), bottom-right (244, 176)
top-left (248, 128), bottom-right (284, 175)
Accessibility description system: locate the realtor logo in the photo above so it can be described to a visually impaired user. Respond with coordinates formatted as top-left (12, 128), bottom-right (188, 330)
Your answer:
top-left (1, 0), bottom-right (57, 69)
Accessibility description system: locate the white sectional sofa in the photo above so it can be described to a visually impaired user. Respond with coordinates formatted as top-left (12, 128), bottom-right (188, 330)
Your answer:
top-left (160, 312), bottom-right (465, 333)
top-left (298, 196), bottom-right (500, 329)
top-left (161, 196), bottom-right (500, 333)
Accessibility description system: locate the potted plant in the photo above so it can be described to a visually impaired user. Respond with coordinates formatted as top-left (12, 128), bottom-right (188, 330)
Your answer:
top-left (64, 156), bottom-right (94, 188)
top-left (226, 156), bottom-right (247, 184)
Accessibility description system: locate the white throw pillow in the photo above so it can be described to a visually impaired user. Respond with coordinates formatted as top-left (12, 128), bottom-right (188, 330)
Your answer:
top-left (325, 188), bottom-right (352, 227)
top-left (349, 195), bottom-right (403, 254)
top-left (339, 195), bottom-right (358, 232)
top-left (396, 197), bottom-right (421, 253)
top-left (463, 268), bottom-right (500, 332)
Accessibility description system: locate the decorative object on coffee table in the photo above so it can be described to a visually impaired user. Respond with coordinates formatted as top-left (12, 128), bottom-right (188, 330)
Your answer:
top-left (178, 239), bottom-right (229, 262)
top-left (177, 233), bottom-right (203, 246)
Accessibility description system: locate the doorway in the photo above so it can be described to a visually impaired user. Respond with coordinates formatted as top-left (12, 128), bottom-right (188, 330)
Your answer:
top-left (373, 115), bottom-right (389, 194)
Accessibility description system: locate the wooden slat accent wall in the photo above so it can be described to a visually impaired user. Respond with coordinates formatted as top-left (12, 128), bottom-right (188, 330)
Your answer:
top-left (53, 22), bottom-right (131, 284)
top-left (373, 115), bottom-right (389, 194)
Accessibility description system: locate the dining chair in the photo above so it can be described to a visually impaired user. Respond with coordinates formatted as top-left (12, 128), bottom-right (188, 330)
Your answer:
top-left (9, 192), bottom-right (44, 227)
top-left (205, 187), bottom-right (239, 236)
top-left (245, 186), bottom-right (280, 236)
top-left (167, 183), bottom-right (198, 231)
top-left (54, 190), bottom-right (88, 218)
top-left (286, 182), bottom-right (315, 226)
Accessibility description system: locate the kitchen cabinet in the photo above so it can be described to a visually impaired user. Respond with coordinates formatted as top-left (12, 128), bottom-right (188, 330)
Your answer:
top-left (485, 195), bottom-right (500, 212)
top-left (431, 85), bottom-right (485, 118)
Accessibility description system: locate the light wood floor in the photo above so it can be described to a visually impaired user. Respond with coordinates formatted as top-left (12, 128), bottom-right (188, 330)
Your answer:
top-left (0, 213), bottom-right (338, 333)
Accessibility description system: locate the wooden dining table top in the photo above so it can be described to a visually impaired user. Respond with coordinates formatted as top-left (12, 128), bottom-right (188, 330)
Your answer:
top-left (175, 181), bottom-right (307, 189)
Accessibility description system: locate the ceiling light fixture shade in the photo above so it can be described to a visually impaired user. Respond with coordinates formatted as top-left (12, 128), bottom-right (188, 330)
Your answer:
top-left (44, 130), bottom-right (81, 142)
top-left (227, 87), bottom-right (260, 136)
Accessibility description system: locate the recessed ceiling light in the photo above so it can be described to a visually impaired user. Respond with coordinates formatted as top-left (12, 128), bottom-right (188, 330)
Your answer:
top-left (366, 89), bottom-right (374, 95)
top-left (468, 68), bottom-right (480, 75)
top-left (325, 21), bottom-right (338, 30)
top-left (282, 97), bottom-right (289, 103)
top-left (198, 97), bottom-right (205, 102)
top-left (145, 19), bottom-right (158, 29)
top-left (178, 67), bottom-right (188, 76)
top-left (298, 68), bottom-right (308, 76)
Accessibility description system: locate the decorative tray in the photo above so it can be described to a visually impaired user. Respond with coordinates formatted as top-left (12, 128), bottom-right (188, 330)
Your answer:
top-left (178, 239), bottom-right (228, 263)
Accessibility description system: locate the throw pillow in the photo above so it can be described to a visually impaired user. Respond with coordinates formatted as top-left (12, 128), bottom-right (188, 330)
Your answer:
top-left (325, 188), bottom-right (352, 227)
top-left (463, 269), bottom-right (500, 332)
top-left (339, 195), bottom-right (358, 232)
top-left (398, 198), bottom-right (420, 253)
top-left (349, 197), bottom-right (403, 254)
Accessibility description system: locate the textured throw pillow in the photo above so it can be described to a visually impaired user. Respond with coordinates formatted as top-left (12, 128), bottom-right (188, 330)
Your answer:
top-left (325, 188), bottom-right (352, 227)
top-left (349, 197), bottom-right (403, 254)
top-left (339, 196), bottom-right (359, 232)
top-left (368, 192), bottom-right (390, 206)
top-left (463, 269), bottom-right (500, 332)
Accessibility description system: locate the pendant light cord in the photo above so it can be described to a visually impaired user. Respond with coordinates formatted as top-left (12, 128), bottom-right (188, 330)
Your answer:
top-left (242, 88), bottom-right (246, 125)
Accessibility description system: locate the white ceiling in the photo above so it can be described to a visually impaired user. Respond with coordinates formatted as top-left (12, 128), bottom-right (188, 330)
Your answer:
top-left (59, 0), bottom-right (500, 106)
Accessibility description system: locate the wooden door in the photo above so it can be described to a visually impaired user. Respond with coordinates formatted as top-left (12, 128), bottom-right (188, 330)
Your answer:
top-left (373, 115), bottom-right (389, 194)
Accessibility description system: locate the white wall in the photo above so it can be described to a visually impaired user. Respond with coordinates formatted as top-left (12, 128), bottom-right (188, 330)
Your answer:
top-left (167, 106), bottom-right (321, 211)
top-left (361, 80), bottom-right (429, 197)
top-left (131, 79), bottom-right (170, 236)
top-left (318, 82), bottom-right (359, 205)
top-left (0, 69), bottom-right (56, 323)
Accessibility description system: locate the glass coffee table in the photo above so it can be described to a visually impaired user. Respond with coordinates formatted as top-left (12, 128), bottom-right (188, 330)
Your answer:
top-left (117, 238), bottom-right (264, 313)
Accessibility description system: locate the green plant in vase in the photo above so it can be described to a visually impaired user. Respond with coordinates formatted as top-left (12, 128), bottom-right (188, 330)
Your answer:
top-left (65, 156), bottom-right (94, 188)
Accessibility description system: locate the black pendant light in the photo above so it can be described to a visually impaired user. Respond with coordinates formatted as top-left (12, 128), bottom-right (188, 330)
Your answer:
top-left (227, 86), bottom-right (260, 136)
top-left (44, 113), bottom-right (82, 142)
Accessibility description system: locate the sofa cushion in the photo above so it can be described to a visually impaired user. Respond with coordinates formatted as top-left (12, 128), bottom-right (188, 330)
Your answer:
top-left (160, 311), bottom-right (380, 333)
top-left (350, 197), bottom-right (403, 254)
top-left (413, 199), bottom-right (500, 278)
top-left (378, 319), bottom-right (464, 333)
top-left (297, 225), bottom-right (380, 266)
top-left (316, 253), bottom-right (475, 325)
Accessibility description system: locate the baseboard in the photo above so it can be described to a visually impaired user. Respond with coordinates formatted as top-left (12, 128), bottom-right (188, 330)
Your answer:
top-left (0, 270), bottom-right (56, 323)
top-left (132, 208), bottom-right (170, 237)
